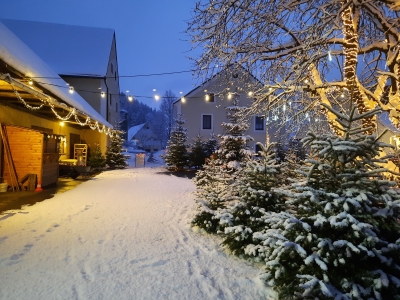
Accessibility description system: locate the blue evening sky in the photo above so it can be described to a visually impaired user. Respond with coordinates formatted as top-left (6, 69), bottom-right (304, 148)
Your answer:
top-left (0, 0), bottom-right (200, 109)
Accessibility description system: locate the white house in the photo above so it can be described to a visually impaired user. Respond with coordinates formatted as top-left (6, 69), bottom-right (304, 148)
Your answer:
top-left (173, 67), bottom-right (279, 152)
top-left (128, 123), bottom-right (162, 152)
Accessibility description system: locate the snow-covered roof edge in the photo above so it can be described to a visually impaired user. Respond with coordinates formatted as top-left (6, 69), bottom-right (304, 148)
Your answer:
top-left (128, 123), bottom-right (146, 140)
top-left (0, 21), bottom-right (112, 128)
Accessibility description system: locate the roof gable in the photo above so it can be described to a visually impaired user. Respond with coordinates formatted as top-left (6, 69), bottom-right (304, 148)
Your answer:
top-left (175, 64), bottom-right (262, 104)
top-left (0, 19), bottom-right (114, 77)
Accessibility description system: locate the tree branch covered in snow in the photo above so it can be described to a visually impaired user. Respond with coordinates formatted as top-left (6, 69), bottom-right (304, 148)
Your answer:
top-left (187, 0), bottom-right (400, 135)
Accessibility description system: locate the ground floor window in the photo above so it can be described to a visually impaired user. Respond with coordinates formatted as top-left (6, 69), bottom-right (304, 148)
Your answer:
top-left (202, 114), bottom-right (212, 129)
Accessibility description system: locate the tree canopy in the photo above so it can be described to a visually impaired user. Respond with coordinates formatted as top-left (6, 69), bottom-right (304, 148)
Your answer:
top-left (187, 0), bottom-right (400, 135)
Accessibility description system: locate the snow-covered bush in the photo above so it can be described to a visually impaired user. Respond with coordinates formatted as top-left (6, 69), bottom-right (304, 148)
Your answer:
top-left (261, 105), bottom-right (400, 299)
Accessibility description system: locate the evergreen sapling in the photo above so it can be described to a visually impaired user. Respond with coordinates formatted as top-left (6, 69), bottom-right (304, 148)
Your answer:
top-left (87, 143), bottom-right (106, 169)
top-left (162, 114), bottom-right (189, 170)
top-left (106, 130), bottom-right (128, 169)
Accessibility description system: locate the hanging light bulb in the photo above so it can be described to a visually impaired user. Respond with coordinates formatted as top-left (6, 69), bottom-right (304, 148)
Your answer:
top-left (101, 91), bottom-right (105, 98)
top-left (283, 104), bottom-right (286, 111)
top-left (154, 95), bottom-right (160, 100)
top-left (205, 94), bottom-right (210, 101)
top-left (69, 86), bottom-right (74, 94)
top-left (341, 93), bottom-right (345, 98)
top-left (248, 91), bottom-right (253, 96)
top-left (227, 93), bottom-right (232, 100)
top-left (181, 97), bottom-right (186, 103)
top-left (128, 95), bottom-right (133, 102)
top-left (28, 79), bottom-right (33, 85)
top-left (60, 121), bottom-right (65, 127)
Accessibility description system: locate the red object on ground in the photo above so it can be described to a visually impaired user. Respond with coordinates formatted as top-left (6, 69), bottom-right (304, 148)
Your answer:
top-left (34, 181), bottom-right (43, 192)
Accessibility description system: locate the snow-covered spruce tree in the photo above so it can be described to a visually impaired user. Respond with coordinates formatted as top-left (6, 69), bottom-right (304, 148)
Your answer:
top-left (162, 113), bottom-right (189, 170)
top-left (192, 100), bottom-right (253, 233)
top-left (215, 99), bottom-right (253, 170)
top-left (105, 130), bottom-right (128, 169)
top-left (259, 104), bottom-right (400, 299)
top-left (87, 143), bottom-right (106, 169)
top-left (203, 134), bottom-right (218, 158)
top-left (220, 142), bottom-right (284, 255)
top-left (189, 135), bottom-right (207, 168)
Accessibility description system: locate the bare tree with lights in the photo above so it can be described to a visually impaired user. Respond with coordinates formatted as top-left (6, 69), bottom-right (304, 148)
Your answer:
top-left (187, 0), bottom-right (400, 136)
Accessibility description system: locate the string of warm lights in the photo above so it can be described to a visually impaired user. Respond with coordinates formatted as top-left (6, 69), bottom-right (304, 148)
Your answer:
top-left (1, 73), bottom-right (114, 137)
top-left (342, 5), bottom-right (375, 134)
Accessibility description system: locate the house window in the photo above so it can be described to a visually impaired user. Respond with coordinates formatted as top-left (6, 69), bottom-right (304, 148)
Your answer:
top-left (202, 114), bottom-right (212, 129)
top-left (255, 116), bottom-right (264, 130)
top-left (205, 93), bottom-right (214, 102)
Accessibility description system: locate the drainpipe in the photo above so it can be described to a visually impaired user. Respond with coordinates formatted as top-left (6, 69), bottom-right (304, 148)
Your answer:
top-left (104, 77), bottom-right (109, 122)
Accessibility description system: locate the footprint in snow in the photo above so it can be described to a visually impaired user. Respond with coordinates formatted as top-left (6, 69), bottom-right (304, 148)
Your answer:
top-left (46, 223), bottom-right (60, 232)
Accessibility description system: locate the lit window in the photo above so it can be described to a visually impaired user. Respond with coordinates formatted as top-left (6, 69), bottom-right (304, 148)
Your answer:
top-left (255, 116), bottom-right (264, 130)
top-left (202, 115), bottom-right (212, 129)
top-left (205, 93), bottom-right (215, 102)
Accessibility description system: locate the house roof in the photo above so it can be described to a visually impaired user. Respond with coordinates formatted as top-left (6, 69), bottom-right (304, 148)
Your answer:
top-left (0, 19), bottom-right (114, 77)
top-left (174, 64), bottom-right (263, 105)
top-left (0, 21), bottom-right (112, 128)
top-left (128, 123), bottom-right (146, 141)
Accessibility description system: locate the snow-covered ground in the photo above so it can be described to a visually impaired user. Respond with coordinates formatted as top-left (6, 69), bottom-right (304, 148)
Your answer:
top-left (0, 152), bottom-right (275, 299)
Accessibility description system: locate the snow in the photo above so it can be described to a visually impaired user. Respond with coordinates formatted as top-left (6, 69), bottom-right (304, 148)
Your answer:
top-left (0, 21), bottom-right (112, 128)
top-left (1, 19), bottom-right (114, 77)
top-left (0, 152), bottom-right (274, 300)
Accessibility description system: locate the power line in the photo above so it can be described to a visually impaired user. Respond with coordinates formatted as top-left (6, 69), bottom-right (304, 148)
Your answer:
top-left (27, 69), bottom-right (197, 80)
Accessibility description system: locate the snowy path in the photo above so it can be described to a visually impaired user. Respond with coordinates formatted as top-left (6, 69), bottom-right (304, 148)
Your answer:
top-left (0, 166), bottom-right (274, 299)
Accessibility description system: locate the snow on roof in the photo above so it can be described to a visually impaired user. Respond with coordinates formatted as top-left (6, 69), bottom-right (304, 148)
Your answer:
top-left (0, 19), bottom-right (114, 77)
top-left (128, 123), bottom-right (146, 140)
top-left (0, 21), bottom-right (112, 128)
